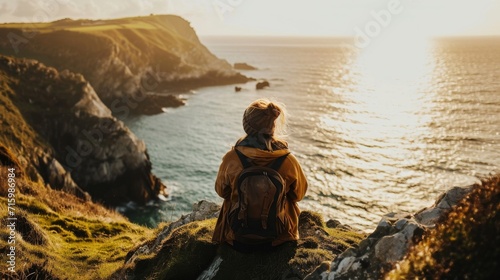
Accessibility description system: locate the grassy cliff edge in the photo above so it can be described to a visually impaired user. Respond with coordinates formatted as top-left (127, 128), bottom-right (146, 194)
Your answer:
top-left (0, 15), bottom-right (251, 115)
top-left (0, 162), bottom-right (154, 279)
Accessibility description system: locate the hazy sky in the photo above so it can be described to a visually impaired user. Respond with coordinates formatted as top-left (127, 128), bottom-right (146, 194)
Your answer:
top-left (1, 0), bottom-right (499, 37)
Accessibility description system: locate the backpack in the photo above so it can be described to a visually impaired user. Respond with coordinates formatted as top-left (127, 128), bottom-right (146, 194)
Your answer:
top-left (228, 149), bottom-right (289, 245)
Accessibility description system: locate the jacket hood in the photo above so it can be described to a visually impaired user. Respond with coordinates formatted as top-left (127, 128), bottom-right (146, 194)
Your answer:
top-left (235, 146), bottom-right (290, 166)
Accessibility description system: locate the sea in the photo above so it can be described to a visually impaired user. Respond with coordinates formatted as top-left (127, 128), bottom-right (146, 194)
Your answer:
top-left (121, 36), bottom-right (500, 232)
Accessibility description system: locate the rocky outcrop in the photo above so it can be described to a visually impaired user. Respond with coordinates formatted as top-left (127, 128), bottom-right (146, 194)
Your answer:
top-left (234, 62), bottom-right (258, 70)
top-left (124, 200), bottom-right (221, 267)
top-left (414, 185), bottom-right (473, 226)
top-left (114, 203), bottom-right (364, 280)
top-left (256, 80), bottom-right (270, 90)
top-left (35, 150), bottom-right (91, 201)
top-left (0, 15), bottom-right (251, 115)
top-left (0, 55), bottom-right (165, 205)
top-left (388, 176), bottom-right (500, 279)
top-left (305, 185), bottom-right (474, 280)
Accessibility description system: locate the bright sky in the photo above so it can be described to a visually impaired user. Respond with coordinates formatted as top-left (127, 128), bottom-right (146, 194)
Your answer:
top-left (1, 0), bottom-right (499, 37)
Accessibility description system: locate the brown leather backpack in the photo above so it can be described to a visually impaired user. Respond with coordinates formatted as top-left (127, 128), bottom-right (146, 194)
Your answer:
top-left (228, 149), bottom-right (289, 244)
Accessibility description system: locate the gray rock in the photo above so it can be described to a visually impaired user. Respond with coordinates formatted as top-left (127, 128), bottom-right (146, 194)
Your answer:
top-left (367, 217), bottom-right (393, 239)
top-left (374, 221), bottom-right (422, 264)
top-left (356, 237), bottom-right (375, 253)
top-left (439, 186), bottom-right (472, 207)
top-left (326, 219), bottom-right (342, 228)
top-left (414, 207), bottom-right (442, 226)
top-left (415, 186), bottom-right (473, 226)
top-left (394, 218), bottom-right (409, 230)
top-left (37, 152), bottom-right (91, 201)
top-left (307, 185), bottom-right (475, 280)
top-left (47, 157), bottom-right (91, 201)
top-left (197, 256), bottom-right (224, 280)
top-left (192, 200), bottom-right (222, 221)
top-left (336, 257), bottom-right (356, 275)
top-left (374, 232), bottom-right (407, 263)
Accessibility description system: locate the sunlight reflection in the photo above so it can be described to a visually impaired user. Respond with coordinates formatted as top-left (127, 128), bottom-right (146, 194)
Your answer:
top-left (320, 38), bottom-right (435, 140)
top-left (319, 37), bottom-right (437, 215)
top-left (349, 37), bottom-right (435, 142)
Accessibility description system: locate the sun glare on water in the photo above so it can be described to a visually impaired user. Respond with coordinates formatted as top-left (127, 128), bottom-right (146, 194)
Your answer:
top-left (316, 35), bottom-right (439, 225)
top-left (352, 36), bottom-right (434, 130)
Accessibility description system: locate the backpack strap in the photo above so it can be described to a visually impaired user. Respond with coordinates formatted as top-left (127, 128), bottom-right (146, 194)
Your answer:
top-left (235, 147), bottom-right (289, 170)
top-left (269, 153), bottom-right (289, 171)
top-left (235, 148), bottom-right (252, 168)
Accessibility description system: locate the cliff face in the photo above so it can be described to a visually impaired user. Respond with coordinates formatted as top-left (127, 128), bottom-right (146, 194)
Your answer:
top-left (0, 55), bottom-right (165, 205)
top-left (0, 15), bottom-right (250, 114)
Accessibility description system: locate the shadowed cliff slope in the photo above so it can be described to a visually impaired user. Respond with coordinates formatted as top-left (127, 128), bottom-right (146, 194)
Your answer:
top-left (0, 55), bottom-right (165, 205)
top-left (0, 15), bottom-right (250, 114)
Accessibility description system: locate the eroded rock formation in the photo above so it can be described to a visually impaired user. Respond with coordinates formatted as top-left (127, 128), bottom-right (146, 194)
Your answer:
top-left (0, 55), bottom-right (165, 205)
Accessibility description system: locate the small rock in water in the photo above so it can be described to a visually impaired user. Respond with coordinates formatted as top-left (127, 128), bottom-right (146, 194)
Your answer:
top-left (256, 80), bottom-right (270, 90)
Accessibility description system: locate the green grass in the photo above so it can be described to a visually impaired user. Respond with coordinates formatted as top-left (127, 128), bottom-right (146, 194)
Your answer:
top-left (67, 22), bottom-right (156, 32)
top-left (0, 77), bottom-right (48, 159)
top-left (324, 227), bottom-right (364, 248)
top-left (0, 167), bottom-right (154, 279)
top-left (114, 218), bottom-right (219, 280)
top-left (1, 16), bottom-right (165, 32)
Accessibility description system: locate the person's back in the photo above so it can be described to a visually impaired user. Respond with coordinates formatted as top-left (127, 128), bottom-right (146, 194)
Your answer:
top-left (212, 99), bottom-right (308, 251)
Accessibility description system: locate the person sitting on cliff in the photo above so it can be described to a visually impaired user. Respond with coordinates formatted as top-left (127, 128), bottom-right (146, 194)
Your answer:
top-left (212, 98), bottom-right (308, 252)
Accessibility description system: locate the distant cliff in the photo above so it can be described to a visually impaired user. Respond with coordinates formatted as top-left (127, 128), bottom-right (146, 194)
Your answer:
top-left (0, 15), bottom-right (250, 114)
top-left (0, 55), bottom-right (165, 205)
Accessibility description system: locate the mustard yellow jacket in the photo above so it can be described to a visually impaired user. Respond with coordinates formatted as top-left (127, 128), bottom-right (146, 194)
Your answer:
top-left (212, 145), bottom-right (308, 246)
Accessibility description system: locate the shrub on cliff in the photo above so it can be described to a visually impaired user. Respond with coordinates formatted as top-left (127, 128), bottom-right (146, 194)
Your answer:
top-left (388, 174), bottom-right (500, 279)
